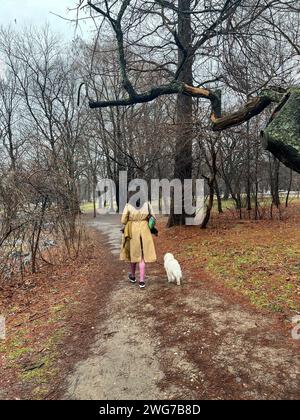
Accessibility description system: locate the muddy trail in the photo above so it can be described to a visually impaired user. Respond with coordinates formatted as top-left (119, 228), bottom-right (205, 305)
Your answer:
top-left (64, 215), bottom-right (300, 400)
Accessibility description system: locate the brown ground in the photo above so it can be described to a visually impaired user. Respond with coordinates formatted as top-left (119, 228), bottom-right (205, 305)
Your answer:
top-left (0, 213), bottom-right (300, 400)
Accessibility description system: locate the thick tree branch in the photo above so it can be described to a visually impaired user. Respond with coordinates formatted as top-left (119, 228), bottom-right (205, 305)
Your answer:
top-left (261, 88), bottom-right (300, 174)
top-left (88, 0), bottom-right (136, 98)
top-left (89, 81), bottom-right (284, 134)
top-left (84, 0), bottom-right (300, 175)
top-left (211, 96), bottom-right (272, 131)
top-left (89, 82), bottom-right (184, 108)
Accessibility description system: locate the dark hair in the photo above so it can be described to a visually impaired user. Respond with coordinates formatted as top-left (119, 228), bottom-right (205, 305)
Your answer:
top-left (128, 189), bottom-right (148, 209)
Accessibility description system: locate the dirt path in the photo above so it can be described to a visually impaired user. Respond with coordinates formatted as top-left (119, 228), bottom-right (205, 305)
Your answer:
top-left (64, 215), bottom-right (300, 400)
top-left (64, 215), bottom-right (167, 400)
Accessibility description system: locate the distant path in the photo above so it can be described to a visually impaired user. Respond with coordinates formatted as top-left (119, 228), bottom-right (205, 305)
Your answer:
top-left (64, 215), bottom-right (300, 400)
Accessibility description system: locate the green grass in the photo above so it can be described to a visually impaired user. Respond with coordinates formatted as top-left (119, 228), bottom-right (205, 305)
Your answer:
top-left (0, 299), bottom-right (70, 399)
top-left (212, 195), bottom-right (300, 211)
top-left (80, 202), bottom-right (95, 212)
top-left (177, 218), bottom-right (300, 313)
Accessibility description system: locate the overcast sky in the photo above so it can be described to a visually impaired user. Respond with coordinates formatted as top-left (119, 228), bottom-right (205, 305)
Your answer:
top-left (0, 0), bottom-right (89, 40)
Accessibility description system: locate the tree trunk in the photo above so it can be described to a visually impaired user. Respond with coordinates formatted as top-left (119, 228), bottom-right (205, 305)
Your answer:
top-left (92, 174), bottom-right (97, 218)
top-left (254, 181), bottom-right (259, 220)
top-left (286, 169), bottom-right (293, 207)
top-left (168, 0), bottom-right (193, 227)
top-left (201, 178), bottom-right (214, 229)
top-left (246, 120), bottom-right (252, 213)
top-left (223, 184), bottom-right (230, 200)
top-left (236, 192), bottom-right (242, 219)
top-left (215, 179), bottom-right (223, 213)
top-left (270, 157), bottom-right (281, 208)
top-left (254, 137), bottom-right (260, 220)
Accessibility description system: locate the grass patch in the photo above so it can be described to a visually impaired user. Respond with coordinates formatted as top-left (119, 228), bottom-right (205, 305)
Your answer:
top-left (80, 202), bottom-right (95, 212)
top-left (178, 218), bottom-right (300, 313)
top-left (0, 299), bottom-right (70, 399)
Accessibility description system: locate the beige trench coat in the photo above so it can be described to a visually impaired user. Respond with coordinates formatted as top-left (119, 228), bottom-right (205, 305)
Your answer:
top-left (120, 203), bottom-right (157, 263)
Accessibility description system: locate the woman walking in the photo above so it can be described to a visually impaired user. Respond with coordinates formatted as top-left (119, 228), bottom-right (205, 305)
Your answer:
top-left (120, 197), bottom-right (157, 288)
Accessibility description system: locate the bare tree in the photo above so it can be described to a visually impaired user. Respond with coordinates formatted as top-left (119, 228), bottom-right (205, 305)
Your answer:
top-left (73, 1), bottom-right (300, 227)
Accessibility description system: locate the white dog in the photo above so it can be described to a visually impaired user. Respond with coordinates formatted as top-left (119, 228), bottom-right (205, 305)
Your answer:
top-left (164, 253), bottom-right (182, 286)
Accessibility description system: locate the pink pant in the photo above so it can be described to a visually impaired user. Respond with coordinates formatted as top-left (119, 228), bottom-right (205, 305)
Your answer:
top-left (130, 258), bottom-right (145, 282)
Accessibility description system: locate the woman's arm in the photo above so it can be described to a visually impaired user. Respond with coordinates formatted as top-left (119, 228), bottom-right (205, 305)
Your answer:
top-left (149, 202), bottom-right (156, 219)
top-left (121, 204), bottom-right (130, 225)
